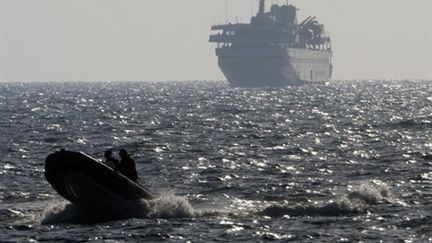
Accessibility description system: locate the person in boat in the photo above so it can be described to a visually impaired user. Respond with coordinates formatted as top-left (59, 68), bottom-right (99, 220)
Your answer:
top-left (104, 150), bottom-right (120, 170)
top-left (118, 149), bottom-right (138, 182)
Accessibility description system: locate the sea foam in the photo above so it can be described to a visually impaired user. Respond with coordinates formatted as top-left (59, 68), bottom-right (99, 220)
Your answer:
top-left (261, 180), bottom-right (396, 217)
top-left (40, 192), bottom-right (194, 224)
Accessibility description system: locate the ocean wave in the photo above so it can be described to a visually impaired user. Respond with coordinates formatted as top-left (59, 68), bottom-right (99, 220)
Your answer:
top-left (347, 180), bottom-right (394, 204)
top-left (261, 198), bottom-right (366, 217)
top-left (260, 180), bottom-right (397, 217)
top-left (385, 119), bottom-right (432, 129)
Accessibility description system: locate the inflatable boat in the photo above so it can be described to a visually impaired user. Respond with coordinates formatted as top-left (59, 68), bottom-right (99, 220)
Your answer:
top-left (45, 150), bottom-right (155, 210)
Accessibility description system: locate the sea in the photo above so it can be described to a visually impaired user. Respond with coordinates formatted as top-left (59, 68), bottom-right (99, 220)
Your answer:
top-left (0, 80), bottom-right (431, 242)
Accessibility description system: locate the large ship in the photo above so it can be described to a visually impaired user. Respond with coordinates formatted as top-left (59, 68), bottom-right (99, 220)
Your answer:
top-left (209, 0), bottom-right (332, 87)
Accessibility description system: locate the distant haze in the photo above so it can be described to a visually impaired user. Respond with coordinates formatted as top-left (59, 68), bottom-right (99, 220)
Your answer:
top-left (1, 0), bottom-right (431, 82)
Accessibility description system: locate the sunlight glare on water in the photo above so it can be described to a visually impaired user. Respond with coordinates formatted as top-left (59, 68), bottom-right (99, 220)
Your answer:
top-left (0, 80), bottom-right (431, 242)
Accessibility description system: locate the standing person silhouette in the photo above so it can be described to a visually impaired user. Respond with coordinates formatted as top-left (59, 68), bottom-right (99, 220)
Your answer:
top-left (118, 149), bottom-right (138, 182)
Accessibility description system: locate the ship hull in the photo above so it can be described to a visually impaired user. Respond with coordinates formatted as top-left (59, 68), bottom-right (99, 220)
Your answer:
top-left (216, 47), bottom-right (332, 87)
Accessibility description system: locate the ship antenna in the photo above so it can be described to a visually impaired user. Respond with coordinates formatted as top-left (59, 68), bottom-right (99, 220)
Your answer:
top-left (259, 0), bottom-right (265, 15)
top-left (225, 3), bottom-right (228, 24)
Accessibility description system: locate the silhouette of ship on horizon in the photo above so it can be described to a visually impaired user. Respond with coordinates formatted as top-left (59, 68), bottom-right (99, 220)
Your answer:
top-left (210, 0), bottom-right (332, 87)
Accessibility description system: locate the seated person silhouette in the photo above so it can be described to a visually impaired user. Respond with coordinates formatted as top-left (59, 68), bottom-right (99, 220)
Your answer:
top-left (104, 150), bottom-right (119, 170)
top-left (118, 149), bottom-right (138, 182)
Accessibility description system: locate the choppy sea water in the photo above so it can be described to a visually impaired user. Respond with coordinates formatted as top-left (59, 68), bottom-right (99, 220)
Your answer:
top-left (0, 80), bottom-right (431, 242)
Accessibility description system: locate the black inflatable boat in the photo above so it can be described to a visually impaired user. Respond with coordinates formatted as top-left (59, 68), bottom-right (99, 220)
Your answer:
top-left (45, 150), bottom-right (155, 209)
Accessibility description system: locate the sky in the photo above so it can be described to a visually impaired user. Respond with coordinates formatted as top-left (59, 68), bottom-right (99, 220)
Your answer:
top-left (1, 0), bottom-right (431, 82)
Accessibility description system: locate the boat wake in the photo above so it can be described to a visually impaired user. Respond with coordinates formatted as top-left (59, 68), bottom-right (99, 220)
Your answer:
top-left (41, 192), bottom-right (194, 225)
top-left (260, 180), bottom-right (399, 218)
top-left (23, 180), bottom-right (401, 224)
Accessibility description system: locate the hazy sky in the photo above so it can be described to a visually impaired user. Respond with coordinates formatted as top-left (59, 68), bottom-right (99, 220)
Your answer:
top-left (1, 0), bottom-right (431, 82)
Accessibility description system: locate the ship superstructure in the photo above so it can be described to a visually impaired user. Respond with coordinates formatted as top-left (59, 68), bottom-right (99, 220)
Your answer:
top-left (209, 0), bottom-right (332, 87)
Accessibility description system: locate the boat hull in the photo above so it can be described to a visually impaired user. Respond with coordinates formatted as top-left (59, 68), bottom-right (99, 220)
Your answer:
top-left (45, 150), bottom-right (155, 210)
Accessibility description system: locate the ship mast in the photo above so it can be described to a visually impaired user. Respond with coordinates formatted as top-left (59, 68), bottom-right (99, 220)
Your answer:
top-left (258, 0), bottom-right (265, 16)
